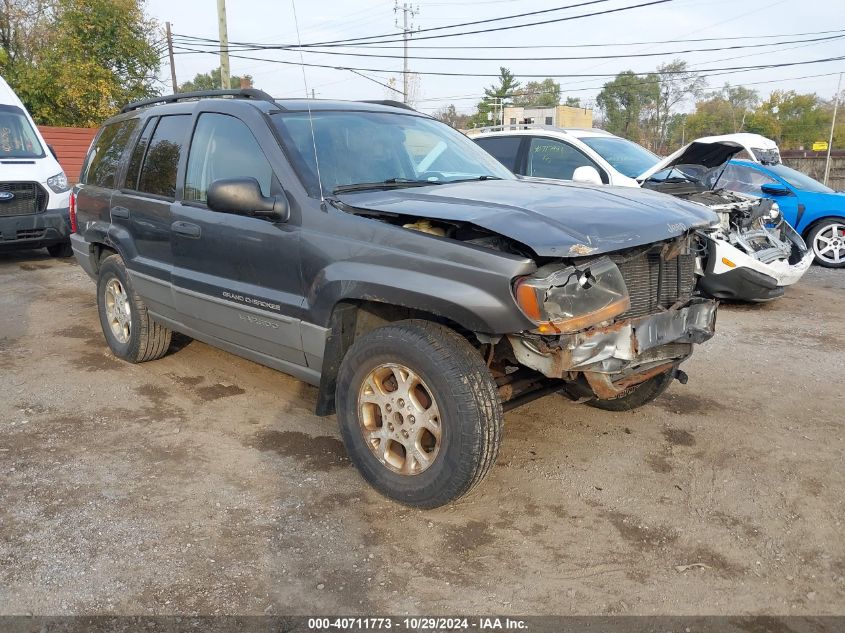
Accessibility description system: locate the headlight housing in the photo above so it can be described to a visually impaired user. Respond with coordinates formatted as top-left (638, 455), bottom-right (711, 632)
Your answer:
top-left (46, 172), bottom-right (70, 193)
top-left (513, 257), bottom-right (630, 334)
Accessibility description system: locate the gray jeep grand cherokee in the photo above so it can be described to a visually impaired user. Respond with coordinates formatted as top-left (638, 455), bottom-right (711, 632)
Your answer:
top-left (71, 90), bottom-right (718, 508)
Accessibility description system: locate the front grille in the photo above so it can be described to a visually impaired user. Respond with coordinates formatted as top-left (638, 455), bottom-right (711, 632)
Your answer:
top-left (617, 250), bottom-right (696, 319)
top-left (0, 182), bottom-right (48, 216)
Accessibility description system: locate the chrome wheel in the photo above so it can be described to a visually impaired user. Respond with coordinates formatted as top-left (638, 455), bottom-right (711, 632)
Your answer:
top-left (813, 222), bottom-right (845, 265)
top-left (104, 277), bottom-right (131, 344)
top-left (357, 363), bottom-right (442, 476)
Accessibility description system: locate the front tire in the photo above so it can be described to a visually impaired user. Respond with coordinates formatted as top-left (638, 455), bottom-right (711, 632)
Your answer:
top-left (585, 369), bottom-right (675, 412)
top-left (335, 320), bottom-right (503, 509)
top-left (807, 219), bottom-right (845, 268)
top-left (97, 254), bottom-right (172, 363)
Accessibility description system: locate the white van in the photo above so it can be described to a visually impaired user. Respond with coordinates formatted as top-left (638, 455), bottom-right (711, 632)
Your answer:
top-left (0, 75), bottom-right (72, 256)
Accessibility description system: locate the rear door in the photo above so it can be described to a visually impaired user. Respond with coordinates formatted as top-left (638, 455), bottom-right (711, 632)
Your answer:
top-left (110, 114), bottom-right (191, 321)
top-left (169, 107), bottom-right (305, 366)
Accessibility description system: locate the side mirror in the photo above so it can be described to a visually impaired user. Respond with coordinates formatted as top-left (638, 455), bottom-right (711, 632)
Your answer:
top-left (761, 183), bottom-right (791, 196)
top-left (207, 178), bottom-right (289, 221)
top-left (572, 165), bottom-right (603, 186)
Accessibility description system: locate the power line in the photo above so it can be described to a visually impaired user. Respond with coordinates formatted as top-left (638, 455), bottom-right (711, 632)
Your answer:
top-left (170, 32), bottom-right (845, 63)
top-left (174, 0), bottom-right (677, 49)
top-left (170, 45), bottom-right (845, 78)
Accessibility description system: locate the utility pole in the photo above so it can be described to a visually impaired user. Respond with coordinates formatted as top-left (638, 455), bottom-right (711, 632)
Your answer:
top-left (165, 22), bottom-right (178, 94)
top-left (395, 1), bottom-right (418, 104)
top-left (217, 0), bottom-right (231, 89)
top-left (824, 72), bottom-right (842, 187)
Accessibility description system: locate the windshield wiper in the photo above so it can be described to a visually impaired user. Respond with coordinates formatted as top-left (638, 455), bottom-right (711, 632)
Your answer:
top-left (333, 178), bottom-right (441, 194)
top-left (448, 175), bottom-right (503, 183)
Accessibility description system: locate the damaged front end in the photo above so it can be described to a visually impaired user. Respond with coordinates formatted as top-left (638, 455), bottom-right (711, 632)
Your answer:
top-left (503, 234), bottom-right (717, 402)
top-left (690, 191), bottom-right (812, 301)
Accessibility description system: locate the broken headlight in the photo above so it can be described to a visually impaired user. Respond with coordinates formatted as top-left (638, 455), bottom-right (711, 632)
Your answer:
top-left (513, 257), bottom-right (630, 335)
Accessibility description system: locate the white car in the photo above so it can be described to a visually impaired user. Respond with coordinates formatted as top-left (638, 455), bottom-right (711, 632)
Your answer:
top-left (0, 74), bottom-right (72, 257)
top-left (471, 126), bottom-right (810, 302)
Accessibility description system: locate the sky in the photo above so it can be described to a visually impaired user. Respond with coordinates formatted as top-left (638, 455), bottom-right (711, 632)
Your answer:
top-left (144, 0), bottom-right (845, 116)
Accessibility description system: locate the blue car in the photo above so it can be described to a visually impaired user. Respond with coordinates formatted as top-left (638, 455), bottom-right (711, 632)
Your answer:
top-left (717, 160), bottom-right (845, 268)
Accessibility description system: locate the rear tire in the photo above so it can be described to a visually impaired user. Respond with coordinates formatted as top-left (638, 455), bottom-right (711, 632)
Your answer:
top-left (97, 254), bottom-right (172, 363)
top-left (335, 319), bottom-right (503, 509)
top-left (47, 241), bottom-right (73, 258)
top-left (585, 369), bottom-right (675, 412)
top-left (807, 219), bottom-right (845, 268)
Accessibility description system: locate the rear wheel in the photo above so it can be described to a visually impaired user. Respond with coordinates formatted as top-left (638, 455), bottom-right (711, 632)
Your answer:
top-left (585, 369), bottom-right (675, 412)
top-left (335, 320), bottom-right (503, 508)
top-left (47, 241), bottom-right (73, 258)
top-left (807, 220), bottom-right (845, 268)
top-left (97, 254), bottom-right (172, 363)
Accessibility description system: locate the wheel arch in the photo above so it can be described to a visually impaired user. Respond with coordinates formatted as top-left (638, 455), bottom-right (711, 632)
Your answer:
top-left (801, 214), bottom-right (845, 241)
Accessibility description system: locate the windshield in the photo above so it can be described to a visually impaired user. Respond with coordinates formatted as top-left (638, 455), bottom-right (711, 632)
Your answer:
top-left (578, 136), bottom-right (658, 179)
top-left (764, 163), bottom-right (833, 194)
top-left (272, 110), bottom-right (514, 196)
top-left (0, 104), bottom-right (44, 159)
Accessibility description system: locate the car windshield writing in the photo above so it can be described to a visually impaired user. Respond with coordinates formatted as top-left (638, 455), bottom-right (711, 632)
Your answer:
top-left (272, 111), bottom-right (514, 196)
top-left (0, 105), bottom-right (44, 159)
top-left (579, 136), bottom-right (658, 179)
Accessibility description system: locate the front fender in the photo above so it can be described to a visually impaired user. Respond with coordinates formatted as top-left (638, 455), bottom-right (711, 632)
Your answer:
top-left (308, 260), bottom-right (536, 334)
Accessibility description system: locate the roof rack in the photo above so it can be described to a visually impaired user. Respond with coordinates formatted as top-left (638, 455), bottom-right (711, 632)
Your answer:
top-left (466, 123), bottom-right (566, 135)
top-left (120, 88), bottom-right (277, 114)
top-left (359, 99), bottom-right (417, 112)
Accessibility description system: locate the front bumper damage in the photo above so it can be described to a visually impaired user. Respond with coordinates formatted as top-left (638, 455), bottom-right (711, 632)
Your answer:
top-left (699, 221), bottom-right (812, 302)
top-left (507, 298), bottom-right (717, 397)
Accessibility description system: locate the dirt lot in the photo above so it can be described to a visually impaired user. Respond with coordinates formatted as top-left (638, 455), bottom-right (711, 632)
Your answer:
top-left (0, 249), bottom-right (843, 616)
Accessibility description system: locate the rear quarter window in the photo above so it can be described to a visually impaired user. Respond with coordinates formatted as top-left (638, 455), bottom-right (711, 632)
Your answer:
top-left (81, 119), bottom-right (139, 188)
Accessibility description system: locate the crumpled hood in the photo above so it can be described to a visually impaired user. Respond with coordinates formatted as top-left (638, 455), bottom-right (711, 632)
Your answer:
top-left (637, 133), bottom-right (781, 183)
top-left (335, 179), bottom-right (717, 257)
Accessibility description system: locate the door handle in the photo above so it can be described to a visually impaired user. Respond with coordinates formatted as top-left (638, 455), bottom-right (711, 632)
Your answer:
top-left (111, 206), bottom-right (130, 219)
top-left (171, 221), bottom-right (201, 239)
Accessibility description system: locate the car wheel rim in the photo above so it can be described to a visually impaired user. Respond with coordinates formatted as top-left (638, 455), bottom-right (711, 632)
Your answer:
top-left (104, 278), bottom-right (131, 344)
top-left (814, 223), bottom-right (845, 264)
top-left (357, 363), bottom-right (442, 476)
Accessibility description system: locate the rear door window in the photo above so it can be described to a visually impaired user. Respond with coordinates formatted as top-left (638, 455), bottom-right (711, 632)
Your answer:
top-left (136, 115), bottom-right (190, 199)
top-left (526, 137), bottom-right (606, 182)
top-left (82, 119), bottom-right (139, 187)
top-left (184, 113), bottom-right (273, 203)
top-left (124, 117), bottom-right (157, 191)
top-left (474, 136), bottom-right (523, 172)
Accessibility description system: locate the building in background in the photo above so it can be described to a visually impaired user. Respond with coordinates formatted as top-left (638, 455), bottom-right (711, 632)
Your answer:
top-left (503, 104), bottom-right (593, 128)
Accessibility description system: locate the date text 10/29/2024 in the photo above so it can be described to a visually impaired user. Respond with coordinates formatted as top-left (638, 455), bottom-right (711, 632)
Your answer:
top-left (307, 617), bottom-right (528, 630)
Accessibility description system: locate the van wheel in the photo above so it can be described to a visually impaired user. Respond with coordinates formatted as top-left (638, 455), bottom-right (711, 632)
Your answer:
top-left (585, 369), bottom-right (675, 412)
top-left (97, 254), bottom-right (172, 363)
top-left (335, 320), bottom-right (503, 509)
top-left (47, 241), bottom-right (73, 258)
top-left (807, 219), bottom-right (845, 268)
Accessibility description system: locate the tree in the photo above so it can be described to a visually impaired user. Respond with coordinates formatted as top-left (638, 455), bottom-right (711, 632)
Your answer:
top-left (7, 0), bottom-right (161, 126)
top-left (679, 83), bottom-right (760, 144)
top-left (0, 0), bottom-right (54, 73)
top-left (468, 66), bottom-right (520, 128)
top-left (179, 67), bottom-right (254, 92)
top-left (747, 90), bottom-right (831, 150)
top-left (650, 59), bottom-right (706, 153)
top-left (512, 78), bottom-right (560, 107)
top-left (596, 70), bottom-right (658, 143)
top-left (433, 103), bottom-right (471, 129)
top-left (563, 96), bottom-right (581, 108)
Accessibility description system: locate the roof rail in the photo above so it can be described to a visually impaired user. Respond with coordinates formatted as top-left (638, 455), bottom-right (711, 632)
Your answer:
top-left (466, 123), bottom-right (566, 135)
top-left (120, 88), bottom-right (277, 114)
top-left (359, 99), bottom-right (417, 112)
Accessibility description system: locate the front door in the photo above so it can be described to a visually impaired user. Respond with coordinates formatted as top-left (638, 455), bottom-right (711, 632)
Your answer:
top-left (169, 111), bottom-right (305, 366)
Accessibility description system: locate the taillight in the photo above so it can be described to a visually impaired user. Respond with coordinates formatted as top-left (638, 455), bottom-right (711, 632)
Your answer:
top-left (69, 190), bottom-right (77, 233)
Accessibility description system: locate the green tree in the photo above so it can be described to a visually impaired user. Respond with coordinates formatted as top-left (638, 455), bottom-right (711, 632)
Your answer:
top-left (179, 67), bottom-right (254, 92)
top-left (747, 90), bottom-right (831, 149)
top-left (468, 67), bottom-right (520, 128)
top-left (433, 103), bottom-right (471, 129)
top-left (8, 0), bottom-right (161, 126)
top-left (563, 96), bottom-right (581, 108)
top-left (680, 83), bottom-right (760, 143)
top-left (650, 60), bottom-right (706, 152)
top-left (512, 78), bottom-right (560, 107)
top-left (596, 70), bottom-right (658, 143)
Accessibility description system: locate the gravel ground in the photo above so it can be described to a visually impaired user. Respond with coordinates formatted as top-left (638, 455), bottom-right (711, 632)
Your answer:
top-left (0, 249), bottom-right (843, 616)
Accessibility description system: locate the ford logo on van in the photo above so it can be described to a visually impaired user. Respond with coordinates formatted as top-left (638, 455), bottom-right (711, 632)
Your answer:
top-left (0, 191), bottom-right (15, 202)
